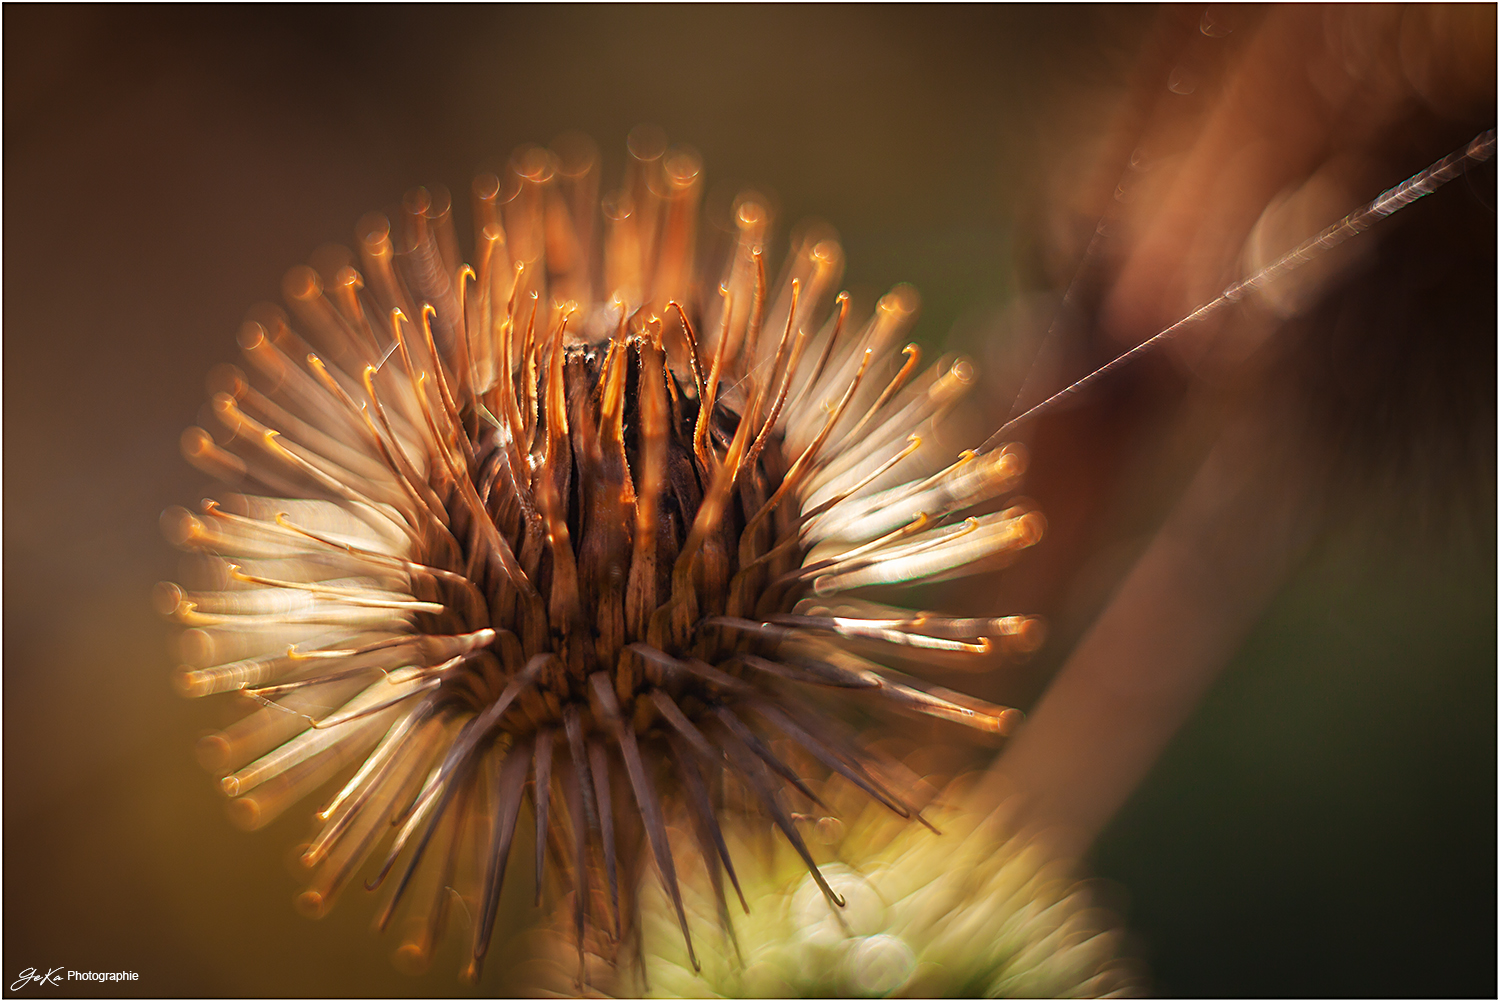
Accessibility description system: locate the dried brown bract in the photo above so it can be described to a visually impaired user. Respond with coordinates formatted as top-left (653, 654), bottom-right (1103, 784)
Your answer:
top-left (161, 130), bottom-right (1044, 981)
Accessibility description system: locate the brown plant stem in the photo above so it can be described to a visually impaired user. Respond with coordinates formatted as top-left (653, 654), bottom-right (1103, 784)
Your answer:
top-left (980, 409), bottom-right (1318, 857)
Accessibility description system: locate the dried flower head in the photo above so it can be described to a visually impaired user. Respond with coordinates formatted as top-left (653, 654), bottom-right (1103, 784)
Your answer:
top-left (160, 129), bottom-right (1045, 981)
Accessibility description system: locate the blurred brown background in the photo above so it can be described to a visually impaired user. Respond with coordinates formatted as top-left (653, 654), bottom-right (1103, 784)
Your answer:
top-left (4, 5), bottom-right (1493, 997)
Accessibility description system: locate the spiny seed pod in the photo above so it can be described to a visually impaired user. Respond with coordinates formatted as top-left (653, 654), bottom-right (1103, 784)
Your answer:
top-left (160, 130), bottom-right (1046, 981)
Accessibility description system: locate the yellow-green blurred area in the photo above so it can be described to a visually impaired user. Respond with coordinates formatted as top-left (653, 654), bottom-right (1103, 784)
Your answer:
top-left (4, 5), bottom-right (1493, 998)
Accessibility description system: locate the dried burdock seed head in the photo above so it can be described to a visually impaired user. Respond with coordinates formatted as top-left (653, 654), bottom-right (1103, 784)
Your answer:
top-left (161, 130), bottom-right (1044, 982)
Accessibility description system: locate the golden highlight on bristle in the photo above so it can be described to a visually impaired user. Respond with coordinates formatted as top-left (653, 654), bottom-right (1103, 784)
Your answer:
top-left (163, 130), bottom-right (1045, 982)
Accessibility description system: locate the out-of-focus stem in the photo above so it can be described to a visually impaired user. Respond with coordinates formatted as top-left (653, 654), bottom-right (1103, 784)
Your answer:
top-left (980, 411), bottom-right (1318, 857)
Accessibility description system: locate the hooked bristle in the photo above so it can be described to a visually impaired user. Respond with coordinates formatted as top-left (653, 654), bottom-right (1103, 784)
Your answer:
top-left (163, 130), bottom-right (1045, 981)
